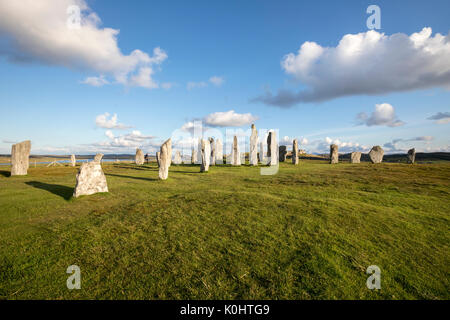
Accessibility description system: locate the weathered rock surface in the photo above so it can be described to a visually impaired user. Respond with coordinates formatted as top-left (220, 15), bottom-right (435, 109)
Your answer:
top-left (201, 139), bottom-right (211, 172)
top-left (156, 152), bottom-right (161, 167)
top-left (135, 148), bottom-right (145, 165)
top-left (279, 145), bottom-right (287, 162)
top-left (70, 154), bottom-right (76, 167)
top-left (73, 161), bottom-right (108, 197)
top-left (267, 131), bottom-right (278, 166)
top-left (231, 136), bottom-right (241, 166)
top-left (259, 141), bottom-right (265, 164)
top-left (292, 139), bottom-right (299, 165)
top-left (407, 148), bottom-right (416, 164)
top-left (330, 144), bottom-right (339, 164)
top-left (209, 138), bottom-right (216, 166)
top-left (11, 140), bottom-right (31, 176)
top-left (191, 147), bottom-right (197, 164)
top-left (197, 139), bottom-right (203, 165)
top-left (173, 150), bottom-right (182, 165)
top-left (369, 146), bottom-right (384, 164)
top-left (94, 153), bottom-right (104, 163)
top-left (250, 124), bottom-right (258, 166)
top-left (350, 152), bottom-right (361, 164)
top-left (159, 138), bottom-right (172, 180)
top-left (215, 139), bottom-right (223, 164)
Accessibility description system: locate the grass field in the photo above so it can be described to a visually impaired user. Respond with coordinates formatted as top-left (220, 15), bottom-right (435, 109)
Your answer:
top-left (0, 160), bottom-right (449, 299)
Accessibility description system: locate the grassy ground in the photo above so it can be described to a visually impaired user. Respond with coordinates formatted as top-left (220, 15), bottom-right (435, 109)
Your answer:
top-left (0, 160), bottom-right (449, 300)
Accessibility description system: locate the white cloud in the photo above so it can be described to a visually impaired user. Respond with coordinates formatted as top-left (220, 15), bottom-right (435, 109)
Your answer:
top-left (209, 76), bottom-right (224, 87)
top-left (203, 110), bottom-right (258, 127)
top-left (300, 137), bottom-right (308, 145)
top-left (427, 111), bottom-right (450, 124)
top-left (95, 113), bottom-right (131, 129)
top-left (253, 27), bottom-right (450, 107)
top-left (356, 103), bottom-right (405, 127)
top-left (81, 75), bottom-right (109, 87)
top-left (0, 0), bottom-right (168, 88)
top-left (187, 81), bottom-right (208, 90)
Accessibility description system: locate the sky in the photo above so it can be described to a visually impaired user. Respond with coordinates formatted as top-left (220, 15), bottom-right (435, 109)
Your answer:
top-left (0, 0), bottom-right (449, 155)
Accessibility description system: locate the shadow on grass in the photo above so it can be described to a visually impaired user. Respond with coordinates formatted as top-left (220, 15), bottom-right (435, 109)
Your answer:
top-left (106, 173), bottom-right (158, 182)
top-left (0, 170), bottom-right (11, 177)
top-left (25, 181), bottom-right (73, 200)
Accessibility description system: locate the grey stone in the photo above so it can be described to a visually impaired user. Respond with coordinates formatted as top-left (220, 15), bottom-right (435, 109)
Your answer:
top-left (156, 151), bottom-right (161, 167)
top-left (215, 139), bottom-right (223, 164)
top-left (11, 140), bottom-right (31, 176)
top-left (73, 161), bottom-right (108, 197)
top-left (135, 148), bottom-right (145, 165)
top-left (231, 135), bottom-right (241, 166)
top-left (209, 138), bottom-right (216, 166)
top-left (407, 148), bottom-right (416, 164)
top-left (292, 139), bottom-right (299, 165)
top-left (70, 154), bottom-right (76, 167)
top-left (191, 147), bottom-right (197, 164)
top-left (279, 145), bottom-right (287, 162)
top-left (159, 138), bottom-right (172, 180)
top-left (197, 139), bottom-right (203, 165)
top-left (350, 152), bottom-right (361, 164)
top-left (94, 153), bottom-right (104, 163)
top-left (250, 124), bottom-right (258, 166)
top-left (369, 146), bottom-right (384, 164)
top-left (259, 141), bottom-right (265, 164)
top-left (173, 150), bottom-right (182, 165)
top-left (267, 131), bottom-right (278, 166)
top-left (330, 144), bottom-right (338, 164)
top-left (201, 139), bottom-right (211, 172)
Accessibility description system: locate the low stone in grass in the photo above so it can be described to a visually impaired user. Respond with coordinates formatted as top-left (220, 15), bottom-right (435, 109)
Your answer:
top-left (369, 146), bottom-right (384, 164)
top-left (135, 148), bottom-right (145, 165)
top-left (350, 152), bottom-right (361, 164)
top-left (73, 161), bottom-right (108, 197)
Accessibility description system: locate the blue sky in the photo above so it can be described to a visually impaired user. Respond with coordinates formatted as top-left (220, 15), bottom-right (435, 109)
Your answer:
top-left (0, 0), bottom-right (449, 155)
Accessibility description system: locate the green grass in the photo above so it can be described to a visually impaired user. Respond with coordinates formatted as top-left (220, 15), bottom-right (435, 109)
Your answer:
top-left (0, 160), bottom-right (449, 300)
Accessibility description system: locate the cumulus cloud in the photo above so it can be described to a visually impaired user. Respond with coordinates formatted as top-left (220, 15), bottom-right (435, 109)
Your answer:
top-left (307, 137), bottom-right (368, 154)
top-left (383, 136), bottom-right (435, 153)
top-left (209, 76), bottom-right (224, 87)
top-left (427, 111), bottom-right (450, 124)
top-left (95, 113), bottom-right (131, 129)
top-left (187, 76), bottom-right (224, 90)
top-left (203, 110), bottom-right (258, 127)
top-left (0, 0), bottom-right (168, 88)
top-left (253, 28), bottom-right (450, 107)
top-left (356, 103), bottom-right (405, 127)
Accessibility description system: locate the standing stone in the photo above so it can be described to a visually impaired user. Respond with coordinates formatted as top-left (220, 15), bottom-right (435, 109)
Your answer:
top-left (231, 136), bottom-right (241, 166)
top-left (191, 147), bottom-right (197, 164)
top-left (73, 161), bottom-right (108, 197)
top-left (215, 139), bottom-right (223, 164)
top-left (330, 144), bottom-right (339, 164)
top-left (201, 139), bottom-right (211, 172)
top-left (267, 131), bottom-right (278, 166)
top-left (159, 138), bottom-right (172, 180)
top-left (197, 139), bottom-right (203, 165)
top-left (156, 152), bottom-right (161, 167)
top-left (259, 141), bottom-right (265, 164)
top-left (135, 148), bottom-right (145, 165)
top-left (173, 150), bottom-right (182, 165)
top-left (369, 146), bottom-right (384, 164)
top-left (407, 148), bottom-right (416, 164)
top-left (279, 145), bottom-right (287, 162)
top-left (250, 124), bottom-right (258, 166)
top-left (292, 139), bottom-right (299, 165)
top-left (350, 152), bottom-right (361, 164)
top-left (209, 138), bottom-right (216, 166)
top-left (11, 140), bottom-right (31, 176)
top-left (70, 154), bottom-right (76, 167)
top-left (94, 153), bottom-right (104, 163)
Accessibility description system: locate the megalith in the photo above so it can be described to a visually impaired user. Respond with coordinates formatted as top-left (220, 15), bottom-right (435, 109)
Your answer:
top-left (350, 152), bottom-right (361, 164)
top-left (215, 139), bottom-right (223, 164)
top-left (156, 151), bottom-right (161, 167)
top-left (73, 161), bottom-right (108, 197)
top-left (135, 148), bottom-right (145, 165)
top-left (279, 145), bottom-right (287, 162)
top-left (330, 144), bottom-right (339, 164)
top-left (231, 135), bottom-right (241, 166)
top-left (369, 146), bottom-right (384, 164)
top-left (11, 140), bottom-right (31, 176)
top-left (191, 147), bottom-right (197, 164)
top-left (173, 150), bottom-right (182, 165)
top-left (94, 153), bottom-right (104, 163)
top-left (209, 138), bottom-right (216, 166)
top-left (159, 138), bottom-right (172, 180)
top-left (292, 139), bottom-right (299, 165)
top-left (70, 154), bottom-right (76, 167)
top-left (201, 139), bottom-right (211, 172)
top-left (407, 148), bottom-right (416, 164)
top-left (259, 141), bottom-right (265, 164)
top-left (250, 124), bottom-right (258, 166)
top-left (267, 131), bottom-right (278, 166)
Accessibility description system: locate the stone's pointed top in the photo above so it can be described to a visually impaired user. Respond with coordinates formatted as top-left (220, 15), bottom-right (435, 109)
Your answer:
top-left (251, 124), bottom-right (255, 129)
top-left (93, 153), bottom-right (104, 163)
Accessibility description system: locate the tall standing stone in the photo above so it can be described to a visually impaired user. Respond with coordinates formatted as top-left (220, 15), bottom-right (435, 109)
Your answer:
top-left (94, 153), bottom-right (104, 163)
top-left (159, 138), bottom-right (172, 180)
top-left (173, 150), bottom-right (182, 165)
top-left (201, 139), bottom-right (211, 172)
top-left (215, 139), bottom-right (223, 164)
top-left (11, 140), bottom-right (31, 176)
top-left (369, 146), bottom-right (384, 164)
top-left (191, 147), bottom-right (197, 164)
top-left (330, 144), bottom-right (339, 164)
top-left (156, 152), bottom-right (161, 167)
top-left (279, 145), bottom-right (287, 162)
top-left (250, 124), bottom-right (258, 166)
top-left (267, 131), bottom-right (278, 166)
top-left (292, 139), bottom-right (299, 165)
top-left (407, 148), bottom-right (416, 164)
top-left (197, 138), bottom-right (203, 165)
top-left (350, 152), bottom-right (361, 164)
top-left (73, 161), bottom-right (108, 197)
top-left (231, 136), bottom-right (241, 166)
top-left (70, 154), bottom-right (76, 167)
top-left (259, 141), bottom-right (265, 164)
top-left (135, 148), bottom-right (145, 165)
top-left (209, 138), bottom-right (216, 166)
